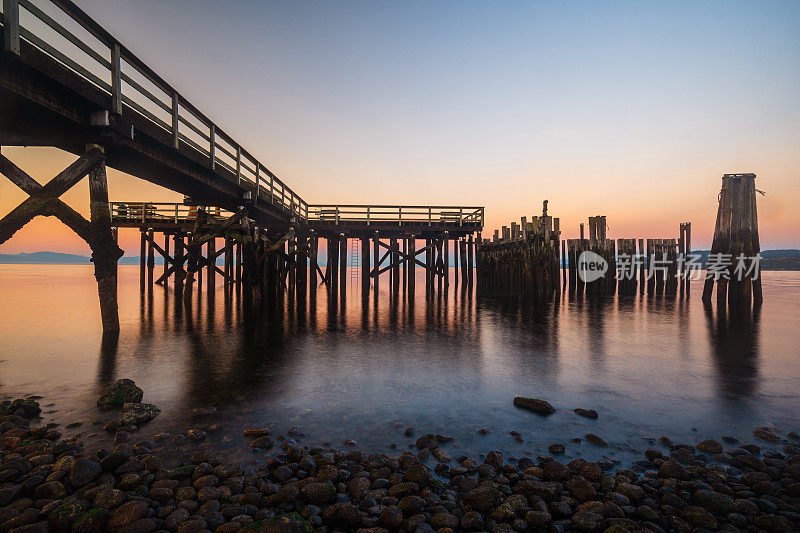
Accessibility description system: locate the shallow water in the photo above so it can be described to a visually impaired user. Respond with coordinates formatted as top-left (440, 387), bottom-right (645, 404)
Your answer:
top-left (0, 265), bottom-right (798, 467)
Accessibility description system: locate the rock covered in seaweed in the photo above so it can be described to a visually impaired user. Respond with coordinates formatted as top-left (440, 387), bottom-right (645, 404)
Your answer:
top-left (97, 378), bottom-right (143, 408)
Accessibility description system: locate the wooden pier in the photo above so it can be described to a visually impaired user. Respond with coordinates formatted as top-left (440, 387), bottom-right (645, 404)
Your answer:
top-left (0, 0), bottom-right (484, 330)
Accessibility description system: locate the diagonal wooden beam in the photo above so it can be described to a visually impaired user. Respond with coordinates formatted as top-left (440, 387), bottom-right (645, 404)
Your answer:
top-left (0, 149), bottom-right (108, 247)
top-left (142, 231), bottom-right (174, 265)
top-left (188, 208), bottom-right (247, 249)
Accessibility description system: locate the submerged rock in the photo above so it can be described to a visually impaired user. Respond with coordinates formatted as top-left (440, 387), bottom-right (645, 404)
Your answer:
top-left (1, 398), bottom-right (41, 418)
top-left (695, 438), bottom-right (723, 454)
top-left (120, 402), bottom-right (159, 426)
top-left (513, 396), bottom-right (556, 415)
top-left (574, 408), bottom-right (599, 419)
top-left (584, 433), bottom-right (607, 446)
top-left (97, 379), bottom-right (143, 408)
top-left (753, 426), bottom-right (780, 442)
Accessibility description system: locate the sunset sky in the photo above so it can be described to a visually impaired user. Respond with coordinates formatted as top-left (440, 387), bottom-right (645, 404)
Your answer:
top-left (1, 0), bottom-right (798, 256)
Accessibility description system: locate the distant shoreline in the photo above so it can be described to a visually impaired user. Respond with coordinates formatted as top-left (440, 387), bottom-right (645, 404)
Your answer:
top-left (2, 250), bottom-right (800, 270)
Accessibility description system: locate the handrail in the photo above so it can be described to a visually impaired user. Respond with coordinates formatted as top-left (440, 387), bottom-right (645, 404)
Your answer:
top-left (5, 0), bottom-right (305, 219)
top-left (109, 202), bottom-right (483, 228)
top-left (2, 0), bottom-right (479, 230)
top-left (308, 205), bottom-right (484, 227)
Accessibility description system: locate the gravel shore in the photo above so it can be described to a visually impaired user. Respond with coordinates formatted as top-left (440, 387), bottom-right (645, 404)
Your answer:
top-left (1, 396), bottom-right (799, 532)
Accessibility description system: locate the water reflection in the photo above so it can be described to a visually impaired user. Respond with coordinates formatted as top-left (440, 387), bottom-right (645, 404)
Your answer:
top-left (704, 303), bottom-right (761, 399)
top-left (0, 266), bottom-right (796, 468)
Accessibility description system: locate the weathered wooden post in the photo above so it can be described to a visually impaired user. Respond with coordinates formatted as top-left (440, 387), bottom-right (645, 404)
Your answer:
top-left (236, 242), bottom-right (242, 284)
top-left (339, 234), bottom-right (347, 298)
top-left (391, 237), bottom-right (400, 292)
top-left (467, 234), bottom-right (474, 286)
top-left (684, 223), bottom-right (692, 296)
top-left (139, 229), bottom-right (146, 291)
top-left (87, 146), bottom-right (120, 331)
top-left (295, 235), bottom-right (308, 297)
top-left (147, 228), bottom-right (155, 291)
top-left (361, 236), bottom-right (370, 294)
top-left (638, 238), bottom-right (645, 294)
top-left (408, 237), bottom-right (416, 297)
top-left (174, 232), bottom-right (185, 294)
top-left (309, 234), bottom-right (319, 299)
top-left (207, 237), bottom-right (216, 291)
top-left (373, 234), bottom-right (380, 293)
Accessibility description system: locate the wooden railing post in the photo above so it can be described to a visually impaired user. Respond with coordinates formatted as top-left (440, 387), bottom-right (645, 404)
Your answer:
top-left (140, 202), bottom-right (145, 223)
top-left (269, 174), bottom-right (274, 203)
top-left (235, 146), bottom-right (241, 185)
top-left (3, 0), bottom-right (20, 55)
top-left (459, 207), bottom-right (463, 226)
top-left (336, 206), bottom-right (340, 225)
top-left (111, 42), bottom-right (122, 115)
top-left (255, 165), bottom-right (260, 198)
top-left (171, 92), bottom-right (179, 149)
top-left (209, 124), bottom-right (215, 169)
top-left (174, 203), bottom-right (178, 223)
top-left (428, 207), bottom-right (432, 226)
top-left (367, 206), bottom-right (370, 226)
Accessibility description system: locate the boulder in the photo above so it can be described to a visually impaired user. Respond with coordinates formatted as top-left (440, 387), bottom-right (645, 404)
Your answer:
top-left (513, 397), bottom-right (556, 415)
top-left (120, 403), bottom-right (159, 426)
top-left (97, 379), bottom-right (143, 408)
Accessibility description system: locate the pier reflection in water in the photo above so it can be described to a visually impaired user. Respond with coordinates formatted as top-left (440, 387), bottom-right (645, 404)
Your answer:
top-left (0, 265), bottom-right (797, 467)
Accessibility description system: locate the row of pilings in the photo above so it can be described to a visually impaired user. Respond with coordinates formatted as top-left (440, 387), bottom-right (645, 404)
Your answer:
top-left (476, 201), bottom-right (698, 301)
top-left (136, 209), bottom-right (480, 307)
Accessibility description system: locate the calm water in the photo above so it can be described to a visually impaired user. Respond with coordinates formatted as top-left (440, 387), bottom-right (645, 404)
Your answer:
top-left (0, 265), bottom-right (798, 467)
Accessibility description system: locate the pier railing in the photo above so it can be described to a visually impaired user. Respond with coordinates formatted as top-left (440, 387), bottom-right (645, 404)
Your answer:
top-left (2, 0), bottom-right (307, 219)
top-left (109, 202), bottom-right (233, 225)
top-left (307, 205), bottom-right (484, 227)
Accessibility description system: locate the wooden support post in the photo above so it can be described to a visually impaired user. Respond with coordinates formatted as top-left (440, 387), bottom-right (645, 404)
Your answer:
top-left (309, 235), bottom-right (319, 298)
top-left (207, 238), bottom-right (216, 291)
top-left (442, 233), bottom-right (450, 287)
top-left (703, 176), bottom-right (730, 303)
top-left (391, 237), bottom-right (399, 292)
top-left (339, 235), bottom-right (347, 297)
top-left (298, 236), bottom-right (307, 295)
top-left (467, 234), bottom-right (474, 285)
top-left (147, 228), bottom-right (154, 290)
top-left (327, 236), bottom-right (338, 290)
top-left (408, 237), bottom-right (416, 296)
top-left (87, 149), bottom-right (120, 331)
top-left (373, 234), bottom-right (380, 293)
top-left (288, 235), bottom-right (296, 293)
top-left (453, 236), bottom-right (459, 285)
top-left (580, 223), bottom-right (585, 241)
top-left (3, 0), bottom-right (21, 55)
top-left (685, 223), bottom-right (692, 297)
top-left (175, 233), bottom-right (185, 293)
top-left (561, 239), bottom-right (567, 286)
top-left (164, 233), bottom-right (170, 280)
top-left (236, 242), bottom-right (242, 284)
top-left (402, 237), bottom-right (407, 292)
top-left (139, 229), bottom-right (146, 291)
top-left (361, 236), bottom-right (370, 293)
top-left (638, 238), bottom-right (645, 294)
top-left (224, 237), bottom-right (232, 286)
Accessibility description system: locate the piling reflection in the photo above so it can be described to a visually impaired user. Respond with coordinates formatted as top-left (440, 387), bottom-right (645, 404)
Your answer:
top-left (2, 266), bottom-right (791, 468)
top-left (705, 302), bottom-right (761, 399)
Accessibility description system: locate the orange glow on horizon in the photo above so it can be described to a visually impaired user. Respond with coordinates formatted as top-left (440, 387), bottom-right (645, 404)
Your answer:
top-left (1, 145), bottom-right (798, 256)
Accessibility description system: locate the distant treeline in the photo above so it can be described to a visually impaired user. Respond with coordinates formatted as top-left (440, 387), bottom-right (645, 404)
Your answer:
top-left (687, 249), bottom-right (800, 271)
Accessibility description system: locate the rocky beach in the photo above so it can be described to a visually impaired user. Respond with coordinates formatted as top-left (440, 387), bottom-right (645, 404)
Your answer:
top-left (1, 382), bottom-right (799, 533)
